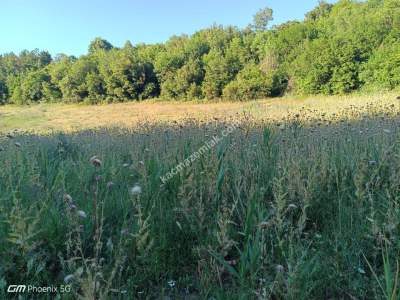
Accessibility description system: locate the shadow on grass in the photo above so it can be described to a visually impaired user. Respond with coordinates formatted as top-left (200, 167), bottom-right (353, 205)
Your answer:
top-left (0, 114), bottom-right (399, 299)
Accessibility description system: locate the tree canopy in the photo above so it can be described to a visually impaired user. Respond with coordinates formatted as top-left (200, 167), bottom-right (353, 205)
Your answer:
top-left (0, 0), bottom-right (399, 104)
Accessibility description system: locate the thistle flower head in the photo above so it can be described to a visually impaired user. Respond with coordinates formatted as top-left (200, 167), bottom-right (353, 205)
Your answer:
top-left (77, 210), bottom-right (87, 218)
top-left (275, 264), bottom-right (284, 273)
top-left (130, 184), bottom-right (142, 196)
top-left (90, 156), bottom-right (102, 167)
top-left (63, 194), bottom-right (74, 205)
top-left (64, 274), bottom-right (74, 283)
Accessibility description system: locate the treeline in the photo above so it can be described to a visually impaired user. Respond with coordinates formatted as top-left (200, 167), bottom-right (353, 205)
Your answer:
top-left (0, 0), bottom-right (399, 104)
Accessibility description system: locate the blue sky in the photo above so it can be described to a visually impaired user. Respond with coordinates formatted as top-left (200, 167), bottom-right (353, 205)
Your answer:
top-left (0, 0), bottom-right (335, 56)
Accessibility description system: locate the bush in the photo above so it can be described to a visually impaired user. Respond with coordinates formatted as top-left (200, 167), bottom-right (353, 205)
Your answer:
top-left (360, 42), bottom-right (400, 90)
top-left (223, 64), bottom-right (274, 100)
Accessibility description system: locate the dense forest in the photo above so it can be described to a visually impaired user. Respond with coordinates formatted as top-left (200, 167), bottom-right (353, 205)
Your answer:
top-left (0, 0), bottom-right (399, 105)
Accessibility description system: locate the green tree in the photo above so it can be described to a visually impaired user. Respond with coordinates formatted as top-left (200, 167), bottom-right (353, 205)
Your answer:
top-left (59, 57), bottom-right (97, 102)
top-left (252, 7), bottom-right (273, 31)
top-left (202, 50), bottom-right (231, 99)
top-left (223, 63), bottom-right (273, 100)
top-left (88, 37), bottom-right (114, 54)
top-left (0, 78), bottom-right (7, 104)
top-left (20, 69), bottom-right (51, 102)
top-left (360, 42), bottom-right (400, 90)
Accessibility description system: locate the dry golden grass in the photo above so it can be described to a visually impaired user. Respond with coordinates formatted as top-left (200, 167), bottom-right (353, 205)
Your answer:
top-left (0, 91), bottom-right (399, 133)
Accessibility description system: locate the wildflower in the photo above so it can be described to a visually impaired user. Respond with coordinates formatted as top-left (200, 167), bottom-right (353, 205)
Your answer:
top-left (64, 274), bottom-right (74, 283)
top-left (77, 210), bottom-right (87, 218)
top-left (130, 184), bottom-right (142, 196)
top-left (90, 156), bottom-right (102, 167)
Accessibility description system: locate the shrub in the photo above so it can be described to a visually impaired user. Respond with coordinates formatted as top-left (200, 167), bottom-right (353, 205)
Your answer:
top-left (223, 64), bottom-right (273, 100)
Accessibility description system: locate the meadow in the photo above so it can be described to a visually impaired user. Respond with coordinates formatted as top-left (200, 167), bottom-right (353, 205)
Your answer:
top-left (1, 92), bottom-right (400, 299)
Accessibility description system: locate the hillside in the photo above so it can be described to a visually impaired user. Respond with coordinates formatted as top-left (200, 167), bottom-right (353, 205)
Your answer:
top-left (0, 0), bottom-right (399, 105)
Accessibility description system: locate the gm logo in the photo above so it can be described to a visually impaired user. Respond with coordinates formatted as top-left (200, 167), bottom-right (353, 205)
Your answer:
top-left (7, 285), bottom-right (26, 293)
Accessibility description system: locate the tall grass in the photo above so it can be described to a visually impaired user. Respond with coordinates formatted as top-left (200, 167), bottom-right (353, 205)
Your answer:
top-left (0, 102), bottom-right (400, 299)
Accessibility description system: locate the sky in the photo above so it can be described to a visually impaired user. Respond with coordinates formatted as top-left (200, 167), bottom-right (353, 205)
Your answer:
top-left (0, 0), bottom-right (336, 56)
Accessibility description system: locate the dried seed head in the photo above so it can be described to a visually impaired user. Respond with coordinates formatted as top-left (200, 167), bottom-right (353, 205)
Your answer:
top-left (275, 264), bottom-right (284, 273)
top-left (64, 274), bottom-right (74, 284)
top-left (63, 194), bottom-right (74, 205)
top-left (130, 185), bottom-right (142, 196)
top-left (107, 181), bottom-right (114, 188)
top-left (90, 156), bottom-right (102, 167)
top-left (77, 210), bottom-right (87, 218)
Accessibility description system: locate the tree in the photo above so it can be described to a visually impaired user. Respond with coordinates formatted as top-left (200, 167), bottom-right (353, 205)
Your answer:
top-left (0, 78), bottom-right (7, 104)
top-left (0, 0), bottom-right (400, 104)
top-left (252, 7), bottom-right (273, 31)
top-left (360, 42), bottom-right (400, 90)
top-left (21, 69), bottom-right (51, 102)
top-left (59, 57), bottom-right (97, 102)
top-left (99, 47), bottom-right (157, 101)
top-left (223, 63), bottom-right (273, 100)
top-left (161, 58), bottom-right (204, 99)
top-left (305, 1), bottom-right (333, 21)
top-left (88, 37), bottom-right (114, 54)
top-left (202, 50), bottom-right (231, 99)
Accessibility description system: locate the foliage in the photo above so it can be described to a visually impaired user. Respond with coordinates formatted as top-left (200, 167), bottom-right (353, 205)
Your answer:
top-left (223, 64), bottom-right (273, 100)
top-left (88, 37), bottom-right (114, 54)
top-left (252, 7), bottom-right (274, 31)
top-left (360, 42), bottom-right (400, 90)
top-left (0, 0), bottom-right (399, 104)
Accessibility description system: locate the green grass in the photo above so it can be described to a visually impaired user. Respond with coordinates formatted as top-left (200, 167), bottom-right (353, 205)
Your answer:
top-left (0, 100), bottom-right (400, 299)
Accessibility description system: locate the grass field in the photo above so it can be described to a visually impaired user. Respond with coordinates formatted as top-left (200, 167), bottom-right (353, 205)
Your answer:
top-left (1, 92), bottom-right (399, 133)
top-left (1, 92), bottom-right (400, 299)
